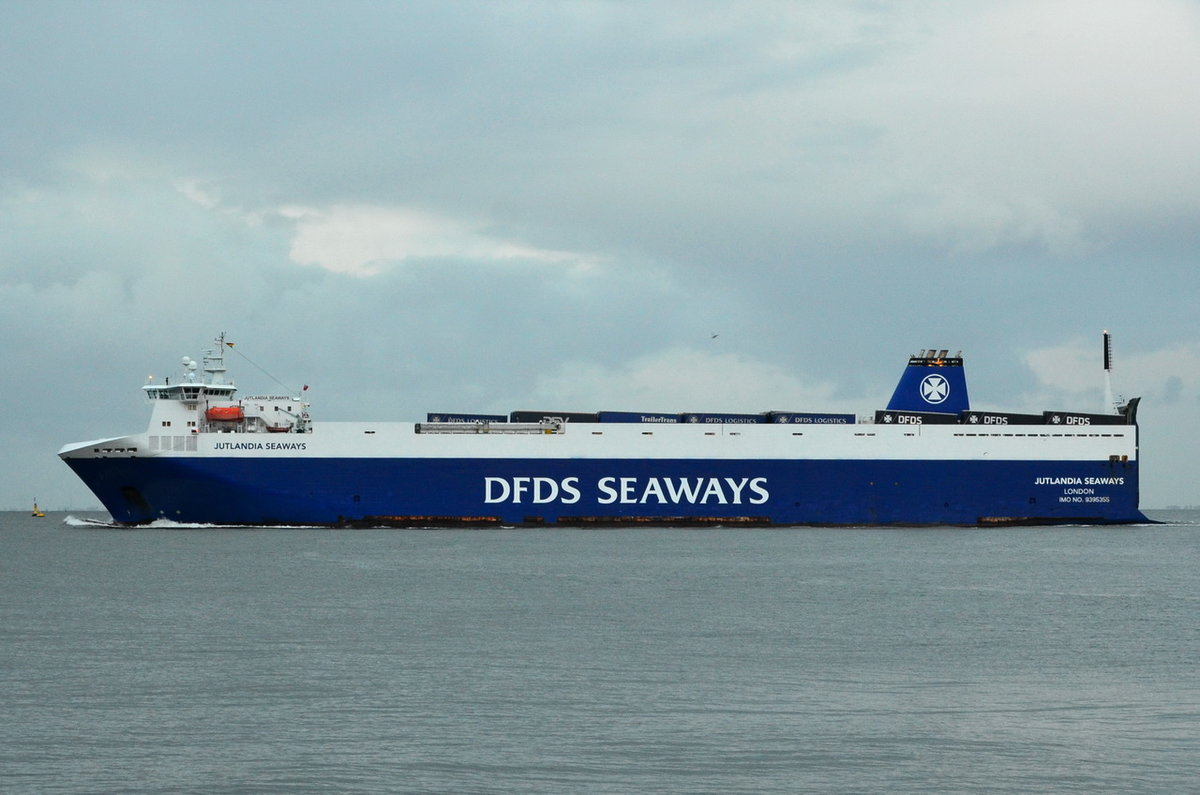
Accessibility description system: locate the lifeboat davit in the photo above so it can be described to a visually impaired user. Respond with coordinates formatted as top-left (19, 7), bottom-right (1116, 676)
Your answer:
top-left (206, 406), bottom-right (245, 422)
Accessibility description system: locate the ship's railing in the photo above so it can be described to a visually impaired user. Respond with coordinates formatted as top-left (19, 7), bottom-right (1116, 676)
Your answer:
top-left (415, 420), bottom-right (563, 435)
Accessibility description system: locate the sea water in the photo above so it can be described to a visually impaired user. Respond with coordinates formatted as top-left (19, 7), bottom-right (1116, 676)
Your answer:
top-left (2, 511), bottom-right (1198, 793)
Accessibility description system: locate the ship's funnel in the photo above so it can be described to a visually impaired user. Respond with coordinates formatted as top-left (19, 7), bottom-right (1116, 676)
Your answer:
top-left (886, 350), bottom-right (970, 414)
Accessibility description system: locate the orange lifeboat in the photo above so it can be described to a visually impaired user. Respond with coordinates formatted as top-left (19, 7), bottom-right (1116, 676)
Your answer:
top-left (206, 406), bottom-right (245, 422)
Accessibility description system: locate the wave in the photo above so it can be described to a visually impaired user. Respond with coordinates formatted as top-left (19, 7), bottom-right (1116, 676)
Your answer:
top-left (63, 515), bottom-right (323, 530)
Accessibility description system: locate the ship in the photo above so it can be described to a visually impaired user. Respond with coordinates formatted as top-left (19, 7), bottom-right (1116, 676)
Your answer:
top-left (59, 333), bottom-right (1149, 527)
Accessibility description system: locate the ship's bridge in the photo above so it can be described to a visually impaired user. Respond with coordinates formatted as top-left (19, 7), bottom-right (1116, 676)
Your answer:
top-left (143, 336), bottom-right (239, 403)
top-left (143, 382), bottom-right (238, 402)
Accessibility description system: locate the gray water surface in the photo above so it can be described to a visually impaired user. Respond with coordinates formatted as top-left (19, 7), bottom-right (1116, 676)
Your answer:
top-left (3, 511), bottom-right (1197, 793)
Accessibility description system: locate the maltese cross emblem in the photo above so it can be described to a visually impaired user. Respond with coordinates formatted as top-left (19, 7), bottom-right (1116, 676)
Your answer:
top-left (920, 374), bottom-right (950, 404)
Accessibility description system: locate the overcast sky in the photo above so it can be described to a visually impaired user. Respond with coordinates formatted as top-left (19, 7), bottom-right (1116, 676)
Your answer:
top-left (3, 0), bottom-right (1198, 510)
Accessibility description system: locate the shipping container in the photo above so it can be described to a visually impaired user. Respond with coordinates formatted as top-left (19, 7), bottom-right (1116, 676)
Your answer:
top-left (959, 411), bottom-right (1044, 426)
top-left (426, 413), bottom-right (508, 423)
top-left (509, 411), bottom-right (600, 423)
top-left (1042, 411), bottom-right (1129, 426)
top-left (874, 410), bottom-right (959, 425)
top-left (767, 412), bottom-right (856, 424)
top-left (680, 412), bottom-right (766, 424)
top-left (597, 411), bottom-right (681, 423)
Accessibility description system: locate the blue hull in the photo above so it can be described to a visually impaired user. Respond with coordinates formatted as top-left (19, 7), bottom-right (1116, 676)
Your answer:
top-left (64, 455), bottom-right (1148, 527)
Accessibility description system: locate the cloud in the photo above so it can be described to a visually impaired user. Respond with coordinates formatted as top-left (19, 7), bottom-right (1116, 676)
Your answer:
top-left (173, 176), bottom-right (602, 279)
top-left (280, 204), bottom-right (599, 277)
top-left (1023, 337), bottom-right (1200, 407)
top-left (901, 190), bottom-right (1092, 258)
top-left (794, 1), bottom-right (1200, 257)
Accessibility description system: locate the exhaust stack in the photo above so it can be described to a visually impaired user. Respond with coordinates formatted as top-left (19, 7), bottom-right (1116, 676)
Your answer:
top-left (1103, 330), bottom-right (1115, 414)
